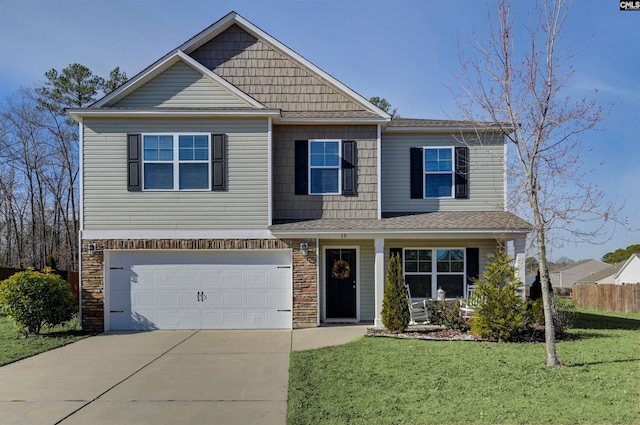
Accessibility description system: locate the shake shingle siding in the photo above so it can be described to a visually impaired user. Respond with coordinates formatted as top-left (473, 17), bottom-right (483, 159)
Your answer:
top-left (113, 61), bottom-right (253, 108)
top-left (189, 24), bottom-right (370, 114)
top-left (82, 117), bottom-right (270, 230)
top-left (381, 132), bottom-right (505, 213)
top-left (272, 125), bottom-right (378, 220)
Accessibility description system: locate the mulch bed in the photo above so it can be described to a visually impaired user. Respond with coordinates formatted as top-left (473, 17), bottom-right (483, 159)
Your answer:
top-left (367, 325), bottom-right (547, 342)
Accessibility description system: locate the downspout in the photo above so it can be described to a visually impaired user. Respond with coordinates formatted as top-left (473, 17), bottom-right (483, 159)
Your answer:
top-left (377, 124), bottom-right (382, 219)
top-left (78, 119), bottom-right (84, 326)
top-left (268, 117), bottom-right (273, 226)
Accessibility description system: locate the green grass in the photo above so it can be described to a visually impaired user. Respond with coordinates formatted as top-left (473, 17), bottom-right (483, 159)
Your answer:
top-left (0, 313), bottom-right (90, 366)
top-left (287, 308), bottom-right (639, 424)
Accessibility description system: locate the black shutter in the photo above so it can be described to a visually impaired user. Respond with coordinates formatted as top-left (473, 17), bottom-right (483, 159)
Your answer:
top-left (212, 134), bottom-right (226, 191)
top-left (466, 248), bottom-right (480, 284)
top-left (389, 248), bottom-right (403, 263)
top-left (127, 134), bottom-right (141, 191)
top-left (410, 147), bottom-right (423, 199)
top-left (295, 140), bottom-right (308, 195)
top-left (455, 146), bottom-right (469, 199)
top-left (342, 140), bottom-right (357, 196)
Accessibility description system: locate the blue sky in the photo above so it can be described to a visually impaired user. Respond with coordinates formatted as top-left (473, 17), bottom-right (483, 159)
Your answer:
top-left (1, 0), bottom-right (638, 261)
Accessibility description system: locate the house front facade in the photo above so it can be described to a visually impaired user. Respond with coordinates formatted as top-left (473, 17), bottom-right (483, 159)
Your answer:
top-left (69, 12), bottom-right (530, 332)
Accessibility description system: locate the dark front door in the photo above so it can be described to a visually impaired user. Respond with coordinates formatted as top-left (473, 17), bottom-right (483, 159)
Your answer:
top-left (325, 248), bottom-right (357, 319)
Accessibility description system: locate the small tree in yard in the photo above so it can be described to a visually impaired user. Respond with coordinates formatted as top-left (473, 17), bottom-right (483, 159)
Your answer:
top-left (381, 253), bottom-right (410, 333)
top-left (471, 250), bottom-right (526, 342)
top-left (0, 270), bottom-right (76, 336)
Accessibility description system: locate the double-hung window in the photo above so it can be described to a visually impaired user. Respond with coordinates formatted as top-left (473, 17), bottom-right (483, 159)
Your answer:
top-left (142, 134), bottom-right (210, 190)
top-left (404, 248), bottom-right (466, 299)
top-left (424, 147), bottom-right (453, 198)
top-left (410, 146), bottom-right (468, 199)
top-left (309, 140), bottom-right (341, 195)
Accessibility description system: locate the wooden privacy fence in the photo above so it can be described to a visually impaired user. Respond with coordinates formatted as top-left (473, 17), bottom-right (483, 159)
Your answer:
top-left (573, 283), bottom-right (640, 313)
top-left (0, 267), bottom-right (79, 301)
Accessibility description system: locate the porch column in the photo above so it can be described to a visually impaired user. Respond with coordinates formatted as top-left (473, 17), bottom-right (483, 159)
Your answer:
top-left (514, 236), bottom-right (527, 299)
top-left (374, 237), bottom-right (385, 328)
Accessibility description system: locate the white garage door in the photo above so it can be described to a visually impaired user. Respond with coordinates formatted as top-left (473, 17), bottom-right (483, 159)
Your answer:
top-left (107, 250), bottom-right (292, 330)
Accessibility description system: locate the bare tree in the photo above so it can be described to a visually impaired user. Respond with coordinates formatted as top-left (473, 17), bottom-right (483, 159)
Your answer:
top-left (452, 0), bottom-right (624, 366)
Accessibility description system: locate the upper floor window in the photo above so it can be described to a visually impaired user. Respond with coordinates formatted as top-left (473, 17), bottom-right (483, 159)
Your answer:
top-left (295, 139), bottom-right (356, 196)
top-left (143, 134), bottom-right (210, 190)
top-left (410, 146), bottom-right (468, 199)
top-left (309, 140), bottom-right (341, 194)
top-left (424, 147), bottom-right (453, 198)
top-left (127, 133), bottom-right (226, 192)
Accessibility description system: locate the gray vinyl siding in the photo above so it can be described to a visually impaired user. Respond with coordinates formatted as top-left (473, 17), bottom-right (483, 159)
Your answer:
top-left (273, 125), bottom-right (378, 220)
top-left (319, 240), bottom-right (375, 322)
top-left (381, 132), bottom-right (505, 213)
top-left (82, 117), bottom-right (269, 230)
top-left (113, 61), bottom-right (253, 108)
top-left (384, 239), bottom-right (500, 282)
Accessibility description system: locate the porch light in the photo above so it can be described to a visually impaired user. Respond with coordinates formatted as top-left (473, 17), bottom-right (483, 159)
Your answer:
top-left (437, 287), bottom-right (445, 301)
top-left (300, 242), bottom-right (308, 256)
top-left (87, 242), bottom-right (97, 257)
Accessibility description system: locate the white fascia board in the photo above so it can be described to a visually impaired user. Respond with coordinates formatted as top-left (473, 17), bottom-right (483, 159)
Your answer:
top-left (82, 229), bottom-right (275, 240)
top-left (383, 126), bottom-right (503, 133)
top-left (67, 109), bottom-right (280, 121)
top-left (277, 117), bottom-right (389, 125)
top-left (270, 229), bottom-right (530, 240)
top-left (178, 12), bottom-right (390, 120)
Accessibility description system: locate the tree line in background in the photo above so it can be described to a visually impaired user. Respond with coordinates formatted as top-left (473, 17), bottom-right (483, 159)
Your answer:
top-left (0, 64), bottom-right (127, 271)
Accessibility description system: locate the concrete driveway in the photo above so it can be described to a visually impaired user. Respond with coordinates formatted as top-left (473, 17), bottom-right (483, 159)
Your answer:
top-left (0, 326), bottom-right (368, 425)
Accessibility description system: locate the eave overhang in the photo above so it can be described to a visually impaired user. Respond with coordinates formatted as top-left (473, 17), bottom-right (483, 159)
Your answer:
top-left (67, 108), bottom-right (281, 122)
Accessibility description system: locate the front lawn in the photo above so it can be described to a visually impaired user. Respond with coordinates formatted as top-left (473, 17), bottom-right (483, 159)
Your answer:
top-left (0, 314), bottom-right (89, 366)
top-left (287, 308), bottom-right (639, 424)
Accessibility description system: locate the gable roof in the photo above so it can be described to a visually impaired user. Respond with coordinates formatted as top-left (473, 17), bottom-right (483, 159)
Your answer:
top-left (94, 50), bottom-right (263, 109)
top-left (82, 11), bottom-right (390, 123)
top-left (575, 263), bottom-right (621, 284)
top-left (614, 253), bottom-right (640, 281)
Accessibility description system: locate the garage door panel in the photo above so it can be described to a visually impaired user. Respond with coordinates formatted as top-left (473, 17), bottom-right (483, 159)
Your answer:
top-left (223, 292), bottom-right (243, 306)
top-left (246, 272), bottom-right (266, 287)
top-left (108, 250), bottom-right (292, 330)
top-left (246, 292), bottom-right (267, 306)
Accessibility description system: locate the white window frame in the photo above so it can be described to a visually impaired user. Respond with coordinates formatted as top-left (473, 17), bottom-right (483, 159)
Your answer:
top-left (308, 139), bottom-right (341, 195)
top-left (141, 133), bottom-right (211, 191)
top-left (423, 146), bottom-right (454, 199)
top-left (403, 247), bottom-right (466, 299)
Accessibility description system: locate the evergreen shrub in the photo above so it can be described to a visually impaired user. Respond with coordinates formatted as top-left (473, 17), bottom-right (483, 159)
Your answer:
top-left (381, 253), bottom-right (410, 333)
top-left (470, 250), bottom-right (526, 341)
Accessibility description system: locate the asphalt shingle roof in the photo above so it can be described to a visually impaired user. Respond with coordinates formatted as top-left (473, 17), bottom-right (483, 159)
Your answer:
top-left (270, 211), bottom-right (532, 232)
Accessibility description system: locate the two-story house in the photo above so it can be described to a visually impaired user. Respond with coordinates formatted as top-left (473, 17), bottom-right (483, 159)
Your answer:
top-left (68, 12), bottom-right (530, 332)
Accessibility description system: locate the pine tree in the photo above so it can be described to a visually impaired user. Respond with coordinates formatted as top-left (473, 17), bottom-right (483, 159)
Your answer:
top-left (381, 253), bottom-right (410, 332)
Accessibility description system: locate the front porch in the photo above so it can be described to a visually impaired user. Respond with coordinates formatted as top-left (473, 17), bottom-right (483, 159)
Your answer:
top-left (271, 211), bottom-right (530, 328)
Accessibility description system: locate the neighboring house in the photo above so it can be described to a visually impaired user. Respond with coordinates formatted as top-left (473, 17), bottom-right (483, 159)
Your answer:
top-left (550, 259), bottom-right (611, 291)
top-left (68, 12), bottom-right (531, 332)
top-left (576, 254), bottom-right (640, 285)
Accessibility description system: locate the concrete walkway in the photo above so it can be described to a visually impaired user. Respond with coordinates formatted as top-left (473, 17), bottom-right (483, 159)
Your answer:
top-left (0, 326), bottom-right (368, 425)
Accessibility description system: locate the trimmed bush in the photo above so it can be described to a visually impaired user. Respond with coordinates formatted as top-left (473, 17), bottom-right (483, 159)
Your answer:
top-left (381, 253), bottom-right (410, 333)
top-left (427, 300), bottom-right (470, 331)
top-left (470, 250), bottom-right (526, 341)
top-left (0, 270), bottom-right (76, 336)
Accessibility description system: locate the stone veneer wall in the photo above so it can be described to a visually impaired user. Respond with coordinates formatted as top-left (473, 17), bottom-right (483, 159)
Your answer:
top-left (80, 238), bottom-right (317, 331)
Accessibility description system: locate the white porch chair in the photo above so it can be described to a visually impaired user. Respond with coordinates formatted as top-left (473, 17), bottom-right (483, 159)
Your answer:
top-left (405, 284), bottom-right (429, 325)
top-left (459, 285), bottom-right (479, 319)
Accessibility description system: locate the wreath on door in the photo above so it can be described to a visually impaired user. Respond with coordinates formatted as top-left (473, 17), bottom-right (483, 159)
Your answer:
top-left (331, 259), bottom-right (351, 280)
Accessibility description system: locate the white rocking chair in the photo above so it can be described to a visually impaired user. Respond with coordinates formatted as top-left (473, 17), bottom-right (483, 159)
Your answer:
top-left (405, 284), bottom-right (429, 325)
top-left (459, 285), bottom-right (479, 319)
